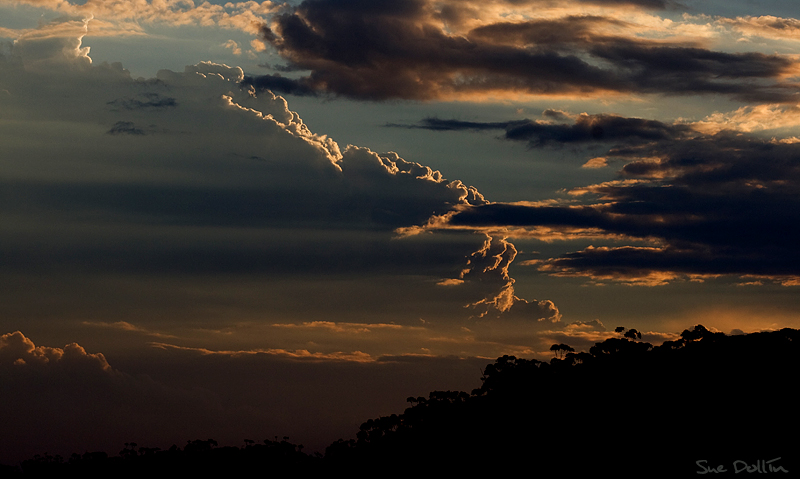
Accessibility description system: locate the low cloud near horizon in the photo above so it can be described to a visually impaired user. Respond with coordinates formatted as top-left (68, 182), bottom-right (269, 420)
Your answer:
top-left (0, 330), bottom-right (493, 463)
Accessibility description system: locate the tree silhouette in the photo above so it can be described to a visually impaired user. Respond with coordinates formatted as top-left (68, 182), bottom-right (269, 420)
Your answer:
top-left (550, 343), bottom-right (575, 359)
top-left (623, 328), bottom-right (642, 340)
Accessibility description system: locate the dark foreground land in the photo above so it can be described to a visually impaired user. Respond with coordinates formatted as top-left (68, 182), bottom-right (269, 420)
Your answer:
top-left (3, 325), bottom-right (797, 477)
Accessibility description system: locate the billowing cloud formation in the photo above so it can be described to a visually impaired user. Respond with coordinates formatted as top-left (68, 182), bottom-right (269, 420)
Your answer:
top-left (0, 330), bottom-right (228, 463)
top-left (5, 0), bottom-right (277, 36)
top-left (0, 16), bottom-right (556, 329)
top-left (459, 235), bottom-right (561, 323)
top-left (691, 103), bottom-right (800, 135)
top-left (719, 15), bottom-right (800, 42)
top-left (248, 0), bottom-right (800, 101)
top-left (0, 330), bottom-right (112, 372)
top-left (8, 15), bottom-right (93, 70)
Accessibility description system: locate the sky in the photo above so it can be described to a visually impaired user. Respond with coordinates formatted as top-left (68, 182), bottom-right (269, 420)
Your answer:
top-left (2, 0), bottom-right (800, 463)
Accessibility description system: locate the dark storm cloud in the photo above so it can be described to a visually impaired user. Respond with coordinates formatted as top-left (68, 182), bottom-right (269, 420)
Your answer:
top-left (449, 203), bottom-right (604, 229)
top-left (107, 93), bottom-right (178, 110)
top-left (587, 44), bottom-right (798, 103)
top-left (251, 1), bottom-right (798, 101)
top-left (240, 73), bottom-right (318, 96)
top-left (0, 171), bottom-right (480, 277)
top-left (445, 131), bottom-right (800, 282)
top-left (386, 118), bottom-right (529, 132)
top-left (394, 114), bottom-right (696, 146)
top-left (467, 15), bottom-right (628, 45)
top-left (2, 176), bottom-right (460, 230)
top-left (1, 223), bottom-right (479, 278)
top-left (107, 120), bottom-right (145, 135)
top-left (504, 114), bottom-right (692, 145)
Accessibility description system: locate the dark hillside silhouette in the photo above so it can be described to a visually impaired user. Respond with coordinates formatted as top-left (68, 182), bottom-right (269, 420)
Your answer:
top-left (5, 325), bottom-right (798, 477)
top-left (325, 325), bottom-right (798, 476)
top-left (5, 438), bottom-right (320, 478)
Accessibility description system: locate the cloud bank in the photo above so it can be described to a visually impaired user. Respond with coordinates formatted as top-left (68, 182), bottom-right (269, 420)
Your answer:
top-left (0, 16), bottom-right (561, 331)
top-left (420, 118), bottom-right (800, 286)
top-left (247, 0), bottom-right (800, 101)
top-left (394, 112), bottom-right (697, 147)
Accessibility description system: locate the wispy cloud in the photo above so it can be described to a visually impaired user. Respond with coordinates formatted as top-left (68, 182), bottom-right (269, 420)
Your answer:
top-left (150, 342), bottom-right (378, 362)
top-left (83, 321), bottom-right (178, 339)
top-left (272, 321), bottom-right (425, 334)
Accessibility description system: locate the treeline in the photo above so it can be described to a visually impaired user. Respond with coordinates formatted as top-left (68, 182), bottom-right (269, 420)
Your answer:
top-left (1, 438), bottom-right (321, 477)
top-left (5, 325), bottom-right (798, 476)
top-left (325, 325), bottom-right (798, 475)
